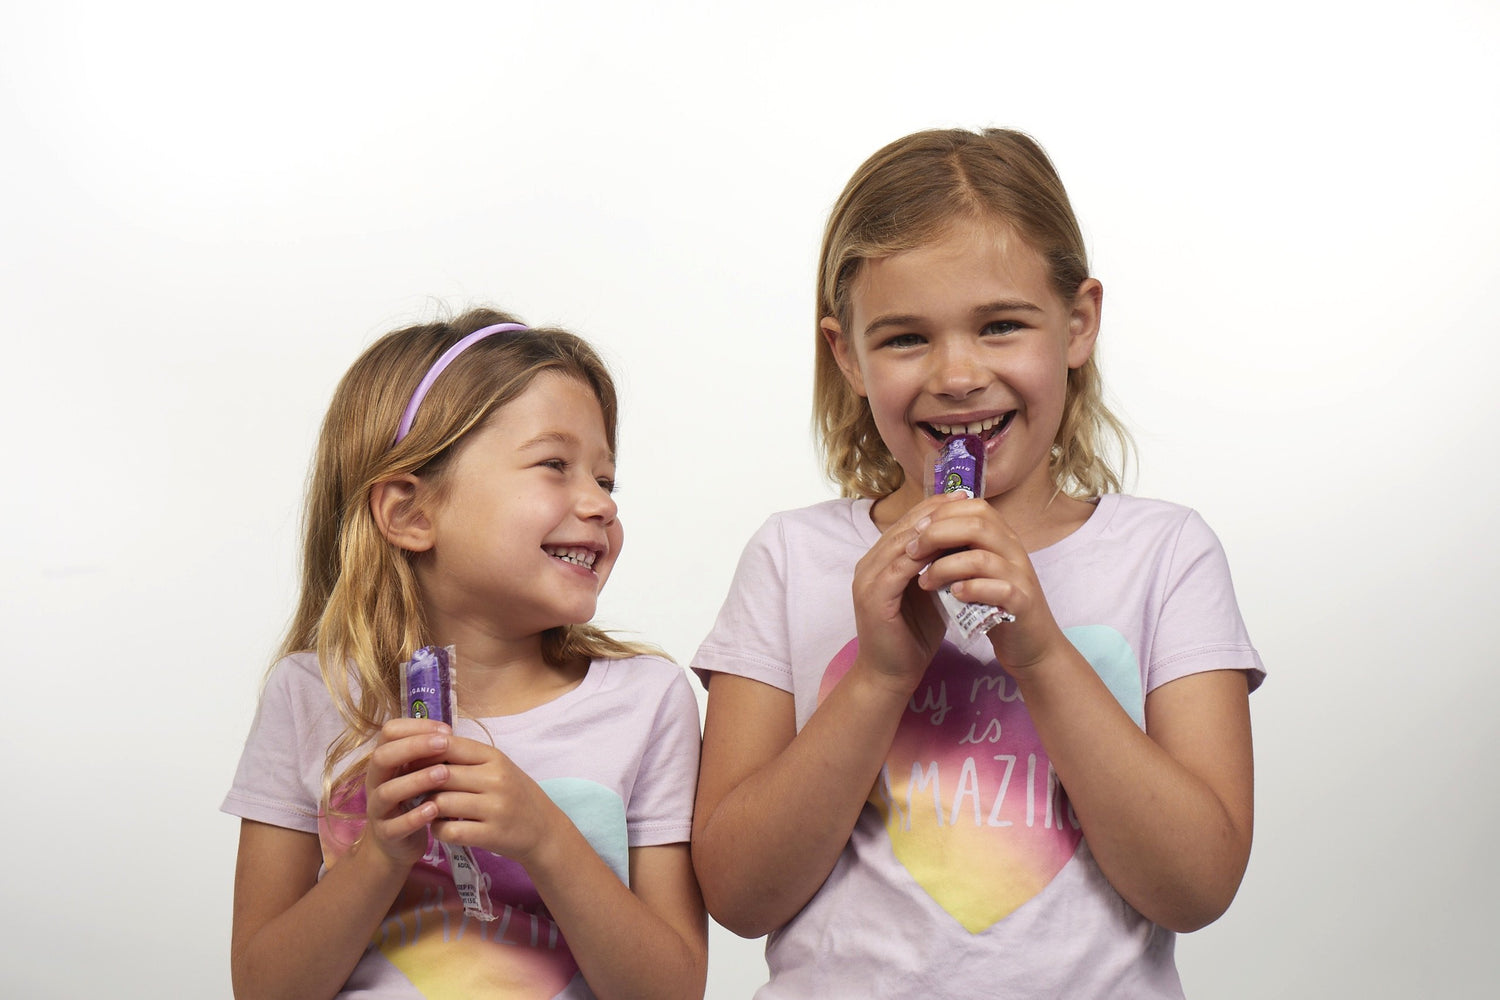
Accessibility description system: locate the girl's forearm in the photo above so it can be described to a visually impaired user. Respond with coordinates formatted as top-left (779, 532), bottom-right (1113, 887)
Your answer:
top-left (522, 827), bottom-right (706, 1000)
top-left (231, 828), bottom-right (410, 1000)
top-left (693, 663), bottom-right (912, 937)
top-left (1014, 652), bottom-right (1254, 931)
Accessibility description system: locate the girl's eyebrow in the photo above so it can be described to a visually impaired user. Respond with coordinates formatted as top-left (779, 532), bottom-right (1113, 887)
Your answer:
top-left (863, 300), bottom-right (1044, 337)
top-left (518, 430), bottom-right (616, 463)
top-left (973, 299), bottom-right (1044, 316)
top-left (517, 430), bottom-right (580, 451)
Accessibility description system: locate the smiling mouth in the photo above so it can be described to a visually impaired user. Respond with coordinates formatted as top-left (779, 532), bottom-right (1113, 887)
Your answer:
top-left (544, 545), bottom-right (599, 570)
top-left (920, 412), bottom-right (1014, 445)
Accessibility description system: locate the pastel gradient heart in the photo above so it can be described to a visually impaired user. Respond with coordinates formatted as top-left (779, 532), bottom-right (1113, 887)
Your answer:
top-left (319, 781), bottom-right (621, 997)
top-left (819, 628), bottom-right (1142, 933)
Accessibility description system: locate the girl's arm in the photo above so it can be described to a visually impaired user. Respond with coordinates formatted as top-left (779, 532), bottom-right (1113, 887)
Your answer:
top-left (231, 822), bottom-right (407, 1000)
top-left (432, 738), bottom-right (708, 1000)
top-left (229, 720), bottom-right (453, 1000)
top-left (916, 498), bottom-right (1255, 931)
top-left (692, 495), bottom-right (954, 938)
top-left (1012, 657), bottom-right (1252, 931)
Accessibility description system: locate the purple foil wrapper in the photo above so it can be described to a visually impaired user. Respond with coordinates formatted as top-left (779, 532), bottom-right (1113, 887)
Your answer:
top-left (933, 434), bottom-right (984, 498)
top-left (929, 434), bottom-right (1015, 633)
top-left (397, 644), bottom-right (496, 921)
top-left (402, 645), bottom-right (454, 725)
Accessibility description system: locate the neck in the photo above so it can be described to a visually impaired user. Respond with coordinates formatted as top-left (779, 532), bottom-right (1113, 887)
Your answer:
top-left (420, 608), bottom-right (586, 717)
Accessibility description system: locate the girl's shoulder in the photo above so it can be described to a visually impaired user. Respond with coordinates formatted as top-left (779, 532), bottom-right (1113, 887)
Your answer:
top-left (1082, 493), bottom-right (1219, 543)
top-left (258, 650), bottom-right (334, 705)
top-left (586, 653), bottom-right (699, 708)
top-left (255, 651), bottom-right (361, 731)
top-left (1037, 493), bottom-right (1228, 569)
top-left (265, 649), bottom-right (324, 684)
top-left (748, 496), bottom-right (879, 553)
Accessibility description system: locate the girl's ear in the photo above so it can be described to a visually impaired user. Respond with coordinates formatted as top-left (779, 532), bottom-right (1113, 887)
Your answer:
top-left (821, 317), bottom-right (868, 397)
top-left (1066, 278), bottom-right (1104, 370)
top-left (370, 475), bottom-right (435, 553)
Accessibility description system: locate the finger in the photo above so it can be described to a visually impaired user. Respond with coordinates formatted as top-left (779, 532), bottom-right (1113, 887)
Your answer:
top-left (428, 817), bottom-right (494, 851)
top-left (368, 731), bottom-right (452, 785)
top-left (907, 508), bottom-right (1019, 564)
top-left (917, 547), bottom-right (1018, 592)
top-left (371, 799), bottom-right (439, 842)
top-left (426, 787), bottom-right (513, 827)
top-left (948, 575), bottom-right (1023, 613)
top-left (378, 717), bottom-right (452, 742)
top-left (433, 735), bottom-right (509, 767)
top-left (368, 764), bottom-right (451, 817)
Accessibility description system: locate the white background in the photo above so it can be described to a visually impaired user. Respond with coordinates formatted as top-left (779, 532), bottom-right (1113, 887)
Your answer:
top-left (3, 1), bottom-right (1497, 997)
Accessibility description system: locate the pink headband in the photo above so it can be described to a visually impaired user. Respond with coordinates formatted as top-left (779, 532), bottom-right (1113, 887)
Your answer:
top-left (392, 322), bottom-right (529, 444)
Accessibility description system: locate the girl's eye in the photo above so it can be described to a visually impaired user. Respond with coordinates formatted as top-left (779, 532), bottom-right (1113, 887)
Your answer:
top-left (596, 477), bottom-right (617, 494)
top-left (883, 332), bottom-right (925, 349)
top-left (541, 458), bottom-right (568, 472)
top-left (982, 320), bottom-right (1022, 337)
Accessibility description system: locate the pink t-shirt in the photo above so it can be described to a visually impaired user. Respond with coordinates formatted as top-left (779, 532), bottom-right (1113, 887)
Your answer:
top-left (693, 494), bottom-right (1263, 999)
top-left (223, 652), bottom-right (701, 999)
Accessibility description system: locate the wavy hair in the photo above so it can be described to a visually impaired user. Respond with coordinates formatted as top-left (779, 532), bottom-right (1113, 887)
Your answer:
top-left (278, 307), bottom-right (658, 813)
top-left (814, 128), bottom-right (1132, 499)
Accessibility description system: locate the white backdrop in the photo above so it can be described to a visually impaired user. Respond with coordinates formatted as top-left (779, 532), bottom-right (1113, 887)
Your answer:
top-left (3, 1), bottom-right (1497, 997)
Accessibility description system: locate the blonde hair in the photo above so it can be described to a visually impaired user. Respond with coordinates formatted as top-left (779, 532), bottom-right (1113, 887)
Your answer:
top-left (279, 307), bottom-right (657, 812)
top-left (814, 128), bottom-right (1132, 499)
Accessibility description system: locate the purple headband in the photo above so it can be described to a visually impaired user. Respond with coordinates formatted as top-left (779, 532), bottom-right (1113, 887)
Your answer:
top-left (392, 322), bottom-right (529, 444)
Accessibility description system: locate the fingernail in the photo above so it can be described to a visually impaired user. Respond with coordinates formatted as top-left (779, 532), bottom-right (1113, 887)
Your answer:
top-left (430, 735), bottom-right (448, 750)
top-left (906, 538), bottom-right (920, 557)
top-left (914, 516), bottom-right (931, 533)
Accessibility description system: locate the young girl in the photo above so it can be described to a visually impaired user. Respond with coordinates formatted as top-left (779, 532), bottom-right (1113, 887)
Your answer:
top-left (691, 129), bottom-right (1263, 997)
top-left (223, 309), bottom-right (707, 1000)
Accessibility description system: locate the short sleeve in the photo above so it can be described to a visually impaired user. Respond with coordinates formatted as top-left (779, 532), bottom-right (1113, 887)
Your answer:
top-left (691, 515), bottom-right (796, 692)
top-left (1148, 511), bottom-right (1265, 693)
top-left (625, 668), bottom-right (702, 848)
top-left (220, 654), bottom-right (340, 833)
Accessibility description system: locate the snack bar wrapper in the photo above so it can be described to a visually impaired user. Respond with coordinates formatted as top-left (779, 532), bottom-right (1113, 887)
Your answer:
top-left (400, 645), bottom-right (496, 921)
top-left (930, 435), bottom-right (1016, 637)
top-left (400, 645), bottom-right (457, 726)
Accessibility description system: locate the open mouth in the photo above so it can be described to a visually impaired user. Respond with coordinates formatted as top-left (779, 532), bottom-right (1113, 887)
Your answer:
top-left (919, 412), bottom-right (1014, 445)
top-left (544, 545), bottom-right (599, 570)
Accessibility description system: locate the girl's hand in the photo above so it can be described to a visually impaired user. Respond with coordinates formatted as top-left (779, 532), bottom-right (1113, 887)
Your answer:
top-left (362, 718), bottom-right (453, 869)
top-left (907, 496), bottom-right (1067, 671)
top-left (849, 493), bottom-right (954, 692)
top-left (426, 736), bottom-right (564, 864)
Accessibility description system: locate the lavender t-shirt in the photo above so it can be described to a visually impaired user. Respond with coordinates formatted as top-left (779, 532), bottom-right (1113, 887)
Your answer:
top-left (693, 494), bottom-right (1263, 999)
top-left (223, 652), bottom-right (701, 1000)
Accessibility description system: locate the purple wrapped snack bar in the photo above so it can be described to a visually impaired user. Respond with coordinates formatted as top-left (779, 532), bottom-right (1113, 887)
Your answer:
top-left (933, 434), bottom-right (984, 498)
top-left (397, 645), bottom-right (496, 921)
top-left (931, 435), bottom-right (1016, 634)
top-left (401, 645), bottom-right (455, 725)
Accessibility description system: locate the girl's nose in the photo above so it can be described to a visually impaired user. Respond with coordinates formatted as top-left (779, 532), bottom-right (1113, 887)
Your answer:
top-left (580, 482), bottom-right (618, 524)
top-left (929, 339), bottom-right (987, 399)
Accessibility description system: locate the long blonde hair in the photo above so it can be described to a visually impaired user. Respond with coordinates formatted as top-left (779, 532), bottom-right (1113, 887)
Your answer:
top-left (279, 307), bottom-right (656, 809)
top-left (814, 128), bottom-right (1132, 499)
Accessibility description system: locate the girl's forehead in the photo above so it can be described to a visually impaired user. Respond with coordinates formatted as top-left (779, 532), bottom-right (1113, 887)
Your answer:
top-left (480, 374), bottom-right (611, 443)
top-left (849, 222), bottom-right (1052, 315)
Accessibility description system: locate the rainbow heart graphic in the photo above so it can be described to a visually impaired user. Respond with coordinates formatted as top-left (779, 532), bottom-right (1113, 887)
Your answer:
top-left (819, 626), bottom-right (1141, 933)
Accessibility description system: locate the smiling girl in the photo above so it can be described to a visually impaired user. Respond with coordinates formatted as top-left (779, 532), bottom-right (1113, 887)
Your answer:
top-left (690, 129), bottom-right (1264, 997)
top-left (223, 309), bottom-right (706, 1000)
